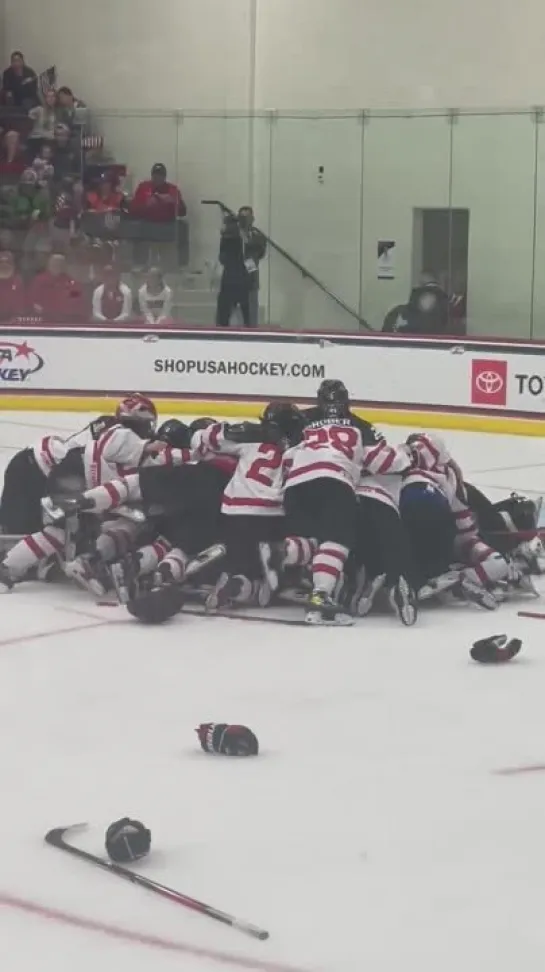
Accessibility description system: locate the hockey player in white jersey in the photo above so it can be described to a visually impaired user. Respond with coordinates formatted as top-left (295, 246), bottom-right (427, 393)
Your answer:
top-left (349, 470), bottom-right (418, 625)
top-left (0, 393), bottom-right (165, 589)
top-left (192, 402), bottom-right (305, 609)
top-left (0, 432), bottom-right (69, 535)
top-left (401, 432), bottom-right (509, 609)
top-left (284, 379), bottom-right (411, 625)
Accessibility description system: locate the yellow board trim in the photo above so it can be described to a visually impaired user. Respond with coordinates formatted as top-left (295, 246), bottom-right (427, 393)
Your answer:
top-left (0, 394), bottom-right (544, 437)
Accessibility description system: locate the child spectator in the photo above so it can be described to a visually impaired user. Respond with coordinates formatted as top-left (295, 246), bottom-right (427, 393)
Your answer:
top-left (2, 52), bottom-right (38, 109)
top-left (131, 163), bottom-right (186, 222)
top-left (0, 130), bottom-right (25, 175)
top-left (86, 174), bottom-right (125, 212)
top-left (92, 264), bottom-right (132, 322)
top-left (28, 88), bottom-right (58, 148)
top-left (28, 253), bottom-right (86, 322)
top-left (31, 144), bottom-right (55, 188)
top-left (0, 251), bottom-right (25, 321)
top-left (138, 267), bottom-right (173, 325)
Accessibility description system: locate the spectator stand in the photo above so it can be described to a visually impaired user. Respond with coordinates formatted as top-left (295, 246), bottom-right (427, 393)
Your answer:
top-left (0, 55), bottom-right (192, 325)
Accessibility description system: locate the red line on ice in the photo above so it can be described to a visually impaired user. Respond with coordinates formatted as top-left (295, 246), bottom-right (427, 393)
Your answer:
top-left (0, 893), bottom-right (311, 972)
top-left (0, 606), bottom-right (125, 649)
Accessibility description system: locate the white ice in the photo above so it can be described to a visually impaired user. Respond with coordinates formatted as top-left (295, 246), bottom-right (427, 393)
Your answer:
top-left (0, 412), bottom-right (544, 972)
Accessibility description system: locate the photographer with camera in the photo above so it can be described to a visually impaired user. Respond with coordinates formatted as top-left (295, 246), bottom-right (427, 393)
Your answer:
top-left (216, 206), bottom-right (267, 328)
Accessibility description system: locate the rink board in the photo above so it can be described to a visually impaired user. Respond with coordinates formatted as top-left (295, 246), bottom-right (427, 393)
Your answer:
top-left (0, 325), bottom-right (544, 434)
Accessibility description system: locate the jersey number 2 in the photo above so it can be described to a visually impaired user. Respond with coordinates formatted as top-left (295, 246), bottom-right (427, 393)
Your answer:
top-left (246, 443), bottom-right (282, 486)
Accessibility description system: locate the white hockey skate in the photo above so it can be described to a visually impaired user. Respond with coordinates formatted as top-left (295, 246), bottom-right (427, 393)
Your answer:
top-left (305, 589), bottom-right (354, 626)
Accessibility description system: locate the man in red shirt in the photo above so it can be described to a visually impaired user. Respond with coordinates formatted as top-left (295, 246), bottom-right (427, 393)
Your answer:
top-left (28, 252), bottom-right (87, 322)
top-left (131, 163), bottom-right (186, 222)
top-left (131, 163), bottom-right (186, 270)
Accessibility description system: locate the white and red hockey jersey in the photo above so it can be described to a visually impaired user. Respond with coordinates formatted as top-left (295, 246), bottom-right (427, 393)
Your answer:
top-left (356, 473), bottom-right (403, 512)
top-left (194, 422), bottom-right (284, 516)
top-left (84, 424), bottom-right (150, 488)
top-left (403, 433), bottom-right (477, 543)
top-left (285, 418), bottom-right (410, 491)
top-left (32, 435), bottom-right (69, 477)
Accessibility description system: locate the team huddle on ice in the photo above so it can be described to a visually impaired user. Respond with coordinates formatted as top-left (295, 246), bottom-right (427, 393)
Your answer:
top-left (0, 379), bottom-right (540, 626)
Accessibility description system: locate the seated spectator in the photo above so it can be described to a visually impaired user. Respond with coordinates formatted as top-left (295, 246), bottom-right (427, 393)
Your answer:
top-left (28, 88), bottom-right (58, 148)
top-left (86, 174), bottom-right (125, 212)
top-left (0, 250), bottom-right (24, 320)
top-left (0, 168), bottom-right (51, 229)
top-left (31, 143), bottom-right (55, 188)
top-left (27, 252), bottom-right (86, 322)
top-left (52, 124), bottom-right (81, 182)
top-left (2, 52), bottom-right (38, 109)
top-left (0, 130), bottom-right (25, 175)
top-left (56, 86), bottom-right (86, 127)
top-left (131, 163), bottom-right (186, 222)
top-left (92, 265), bottom-right (132, 322)
top-left (138, 268), bottom-right (173, 325)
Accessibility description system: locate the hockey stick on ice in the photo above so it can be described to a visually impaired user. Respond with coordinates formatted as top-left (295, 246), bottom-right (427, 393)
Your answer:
top-left (45, 824), bottom-right (269, 941)
top-left (182, 608), bottom-right (314, 627)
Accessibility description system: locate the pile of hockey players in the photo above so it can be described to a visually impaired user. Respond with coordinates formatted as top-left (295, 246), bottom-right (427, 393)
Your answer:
top-left (0, 381), bottom-right (541, 627)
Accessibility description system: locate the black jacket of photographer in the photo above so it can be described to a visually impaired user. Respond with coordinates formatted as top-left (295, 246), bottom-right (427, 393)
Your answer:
top-left (219, 215), bottom-right (267, 292)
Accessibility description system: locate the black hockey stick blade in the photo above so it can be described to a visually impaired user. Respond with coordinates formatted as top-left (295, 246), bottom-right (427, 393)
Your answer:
top-left (183, 607), bottom-right (312, 627)
top-left (45, 824), bottom-right (269, 941)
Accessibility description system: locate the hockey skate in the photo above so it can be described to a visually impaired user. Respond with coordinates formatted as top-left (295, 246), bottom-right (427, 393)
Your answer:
top-left (205, 572), bottom-right (252, 612)
top-left (454, 576), bottom-right (498, 610)
top-left (388, 576), bottom-right (418, 626)
top-left (418, 570), bottom-right (460, 602)
top-left (350, 570), bottom-right (386, 617)
top-left (0, 561), bottom-right (15, 592)
top-left (258, 542), bottom-right (285, 593)
top-left (110, 556), bottom-right (140, 605)
top-left (506, 558), bottom-right (540, 597)
top-left (64, 555), bottom-right (109, 599)
top-left (305, 589), bottom-right (354, 626)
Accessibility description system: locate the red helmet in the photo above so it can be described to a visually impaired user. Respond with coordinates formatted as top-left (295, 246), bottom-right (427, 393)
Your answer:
top-left (116, 393), bottom-right (157, 437)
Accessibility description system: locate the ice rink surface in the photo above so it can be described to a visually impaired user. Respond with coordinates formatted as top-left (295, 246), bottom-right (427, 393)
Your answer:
top-left (1, 411), bottom-right (545, 972)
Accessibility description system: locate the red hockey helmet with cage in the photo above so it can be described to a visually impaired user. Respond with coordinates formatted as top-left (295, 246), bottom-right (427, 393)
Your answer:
top-left (116, 393), bottom-right (158, 436)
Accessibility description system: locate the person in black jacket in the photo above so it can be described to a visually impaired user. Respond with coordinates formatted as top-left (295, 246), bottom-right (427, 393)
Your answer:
top-left (215, 206), bottom-right (267, 328)
top-left (2, 52), bottom-right (38, 109)
top-left (404, 272), bottom-right (449, 335)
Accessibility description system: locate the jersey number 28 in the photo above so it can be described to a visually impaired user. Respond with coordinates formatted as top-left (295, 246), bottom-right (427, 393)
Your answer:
top-left (304, 426), bottom-right (359, 460)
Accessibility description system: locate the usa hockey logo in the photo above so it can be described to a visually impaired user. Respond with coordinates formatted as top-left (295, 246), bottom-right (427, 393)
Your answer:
top-left (0, 341), bottom-right (44, 382)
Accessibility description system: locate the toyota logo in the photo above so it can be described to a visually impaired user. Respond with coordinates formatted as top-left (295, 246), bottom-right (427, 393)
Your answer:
top-left (476, 370), bottom-right (504, 395)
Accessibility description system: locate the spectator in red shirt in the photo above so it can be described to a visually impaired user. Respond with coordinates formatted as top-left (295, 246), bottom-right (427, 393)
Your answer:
top-left (131, 163), bottom-right (186, 222)
top-left (86, 174), bottom-right (125, 213)
top-left (0, 251), bottom-right (25, 321)
top-left (28, 252), bottom-right (86, 322)
top-left (92, 264), bottom-right (132, 322)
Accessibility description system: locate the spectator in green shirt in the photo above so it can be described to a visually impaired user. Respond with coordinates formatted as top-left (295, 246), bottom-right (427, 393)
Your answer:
top-left (0, 168), bottom-right (51, 229)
